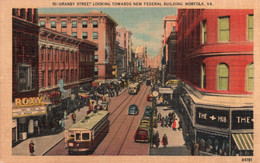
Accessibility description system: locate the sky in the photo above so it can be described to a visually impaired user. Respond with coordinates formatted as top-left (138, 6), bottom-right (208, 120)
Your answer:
top-left (39, 8), bottom-right (177, 57)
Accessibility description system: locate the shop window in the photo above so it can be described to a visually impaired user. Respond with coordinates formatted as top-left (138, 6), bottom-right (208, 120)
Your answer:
top-left (93, 32), bottom-right (98, 39)
top-left (82, 20), bottom-right (87, 28)
top-left (51, 21), bottom-right (56, 28)
top-left (82, 32), bottom-right (88, 39)
top-left (61, 21), bottom-right (67, 28)
top-left (246, 63), bottom-right (254, 92)
top-left (202, 20), bottom-right (207, 44)
top-left (18, 64), bottom-right (34, 92)
top-left (94, 67), bottom-right (98, 76)
top-left (217, 63), bottom-right (229, 91)
top-left (248, 15), bottom-right (254, 41)
top-left (218, 16), bottom-right (230, 42)
top-left (93, 20), bottom-right (98, 28)
top-left (40, 21), bottom-right (45, 27)
top-left (76, 133), bottom-right (81, 140)
top-left (94, 55), bottom-right (98, 62)
top-left (72, 20), bottom-right (77, 28)
top-left (201, 63), bottom-right (206, 89)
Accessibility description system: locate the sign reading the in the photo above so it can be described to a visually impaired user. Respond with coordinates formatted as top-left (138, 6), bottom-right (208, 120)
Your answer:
top-left (196, 107), bottom-right (229, 129)
top-left (232, 110), bottom-right (253, 130)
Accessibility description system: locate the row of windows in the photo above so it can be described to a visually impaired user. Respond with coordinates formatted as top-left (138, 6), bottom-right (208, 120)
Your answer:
top-left (42, 69), bottom-right (77, 87)
top-left (40, 20), bottom-right (98, 28)
top-left (201, 63), bottom-right (254, 92)
top-left (40, 48), bottom-right (78, 63)
top-left (201, 14), bottom-right (254, 44)
top-left (61, 32), bottom-right (98, 40)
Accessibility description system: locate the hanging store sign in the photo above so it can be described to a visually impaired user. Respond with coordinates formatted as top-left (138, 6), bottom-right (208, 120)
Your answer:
top-left (12, 105), bottom-right (47, 118)
top-left (196, 107), bottom-right (229, 129)
top-left (61, 89), bottom-right (71, 100)
top-left (232, 110), bottom-right (253, 130)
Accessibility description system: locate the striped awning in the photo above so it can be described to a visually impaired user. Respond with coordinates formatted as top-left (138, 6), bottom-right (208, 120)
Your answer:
top-left (232, 133), bottom-right (254, 150)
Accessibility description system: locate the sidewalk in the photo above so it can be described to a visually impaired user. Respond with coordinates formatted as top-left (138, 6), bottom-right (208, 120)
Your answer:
top-left (12, 88), bottom-right (127, 156)
top-left (150, 106), bottom-right (191, 155)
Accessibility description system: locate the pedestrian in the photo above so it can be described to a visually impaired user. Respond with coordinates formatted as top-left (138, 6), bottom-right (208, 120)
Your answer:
top-left (165, 116), bottom-right (168, 127)
top-left (158, 113), bottom-right (162, 122)
top-left (29, 140), bottom-right (35, 156)
top-left (193, 141), bottom-right (199, 155)
top-left (178, 119), bottom-right (182, 130)
top-left (191, 141), bottom-right (195, 155)
top-left (172, 119), bottom-right (177, 131)
top-left (162, 134), bottom-right (168, 148)
top-left (153, 133), bottom-right (156, 147)
top-left (155, 132), bottom-right (160, 148)
top-left (185, 133), bottom-right (190, 147)
top-left (61, 118), bottom-right (65, 130)
top-left (161, 117), bottom-right (164, 127)
top-left (72, 112), bottom-right (76, 124)
top-left (64, 110), bottom-right (67, 120)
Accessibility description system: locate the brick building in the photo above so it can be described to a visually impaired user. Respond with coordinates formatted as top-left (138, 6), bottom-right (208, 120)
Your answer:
top-left (12, 8), bottom-right (40, 144)
top-left (38, 10), bottom-right (118, 80)
top-left (175, 9), bottom-right (254, 156)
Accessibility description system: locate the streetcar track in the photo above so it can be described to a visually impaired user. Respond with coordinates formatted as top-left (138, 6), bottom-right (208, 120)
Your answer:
top-left (102, 83), bottom-right (148, 155)
top-left (117, 84), bottom-right (150, 155)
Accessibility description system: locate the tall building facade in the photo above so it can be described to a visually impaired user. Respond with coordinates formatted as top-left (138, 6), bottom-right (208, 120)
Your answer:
top-left (162, 16), bottom-right (177, 75)
top-left (38, 10), bottom-right (118, 80)
top-left (12, 8), bottom-right (40, 144)
top-left (132, 45), bottom-right (147, 71)
top-left (176, 9), bottom-right (254, 156)
top-left (116, 27), bottom-right (132, 74)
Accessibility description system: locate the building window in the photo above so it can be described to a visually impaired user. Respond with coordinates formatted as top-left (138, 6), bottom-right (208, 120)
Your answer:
top-left (72, 32), bottom-right (77, 38)
top-left (82, 32), bottom-right (88, 39)
top-left (42, 71), bottom-right (45, 87)
top-left (201, 63), bottom-right (206, 89)
top-left (55, 70), bottom-right (58, 85)
top-left (72, 20), bottom-right (77, 28)
top-left (248, 15), bottom-right (254, 41)
top-left (62, 32), bottom-right (67, 35)
top-left (51, 21), bottom-right (56, 28)
top-left (82, 20), bottom-right (87, 28)
top-left (94, 55), bottom-right (98, 62)
top-left (61, 21), bottom-right (67, 28)
top-left (71, 70), bottom-right (74, 82)
top-left (66, 70), bottom-right (69, 82)
top-left (95, 46), bottom-right (98, 51)
top-left (218, 16), bottom-right (230, 42)
top-left (40, 21), bottom-right (45, 27)
top-left (93, 20), bottom-right (98, 28)
top-left (217, 63), bottom-right (229, 91)
top-left (18, 64), bottom-right (34, 92)
top-left (202, 20), bottom-right (207, 44)
top-left (94, 67), bottom-right (98, 76)
top-left (246, 63), bottom-right (254, 92)
top-left (93, 32), bottom-right (98, 39)
top-left (48, 70), bottom-right (51, 86)
top-left (61, 70), bottom-right (64, 80)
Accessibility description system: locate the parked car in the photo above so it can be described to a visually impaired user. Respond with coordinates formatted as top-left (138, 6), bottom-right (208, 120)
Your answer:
top-left (134, 126), bottom-right (150, 143)
top-left (128, 104), bottom-right (139, 115)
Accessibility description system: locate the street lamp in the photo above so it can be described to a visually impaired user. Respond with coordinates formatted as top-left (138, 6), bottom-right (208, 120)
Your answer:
top-left (151, 90), bottom-right (159, 147)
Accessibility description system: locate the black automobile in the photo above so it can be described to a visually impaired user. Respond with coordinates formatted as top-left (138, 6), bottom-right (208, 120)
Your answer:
top-left (144, 106), bottom-right (152, 115)
top-left (128, 104), bottom-right (139, 115)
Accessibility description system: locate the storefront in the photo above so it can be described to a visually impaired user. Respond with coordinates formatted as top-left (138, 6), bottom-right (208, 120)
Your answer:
top-left (12, 97), bottom-right (47, 143)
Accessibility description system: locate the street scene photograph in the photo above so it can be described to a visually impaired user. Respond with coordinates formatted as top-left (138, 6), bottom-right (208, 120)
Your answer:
top-left (11, 7), bottom-right (254, 157)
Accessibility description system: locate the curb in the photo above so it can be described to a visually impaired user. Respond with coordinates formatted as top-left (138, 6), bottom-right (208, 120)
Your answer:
top-left (42, 137), bottom-right (65, 156)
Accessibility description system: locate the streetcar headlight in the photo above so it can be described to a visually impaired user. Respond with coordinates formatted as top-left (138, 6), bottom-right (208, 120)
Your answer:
top-left (69, 143), bottom-right (73, 147)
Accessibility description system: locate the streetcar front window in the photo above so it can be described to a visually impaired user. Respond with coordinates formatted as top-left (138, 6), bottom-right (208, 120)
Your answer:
top-left (82, 133), bottom-right (90, 140)
top-left (76, 133), bottom-right (81, 140)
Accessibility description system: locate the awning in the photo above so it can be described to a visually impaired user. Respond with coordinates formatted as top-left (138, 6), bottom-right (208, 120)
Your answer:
top-left (232, 133), bottom-right (254, 150)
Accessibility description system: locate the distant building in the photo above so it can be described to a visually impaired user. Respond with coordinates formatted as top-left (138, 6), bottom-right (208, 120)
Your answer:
top-left (132, 45), bottom-right (147, 71)
top-left (38, 10), bottom-right (118, 80)
top-left (176, 9), bottom-right (254, 156)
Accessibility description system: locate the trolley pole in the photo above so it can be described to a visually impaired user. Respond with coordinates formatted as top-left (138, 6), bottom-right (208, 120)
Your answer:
top-left (151, 90), bottom-right (158, 148)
